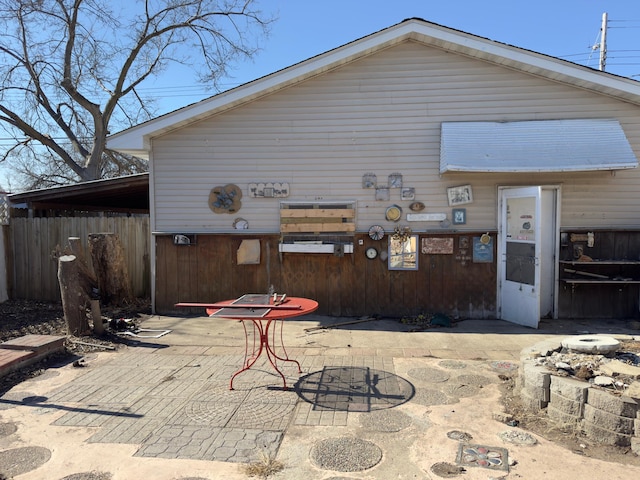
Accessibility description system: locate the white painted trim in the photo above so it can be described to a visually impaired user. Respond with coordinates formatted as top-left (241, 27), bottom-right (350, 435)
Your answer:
top-left (148, 150), bottom-right (157, 314)
top-left (278, 243), bottom-right (354, 254)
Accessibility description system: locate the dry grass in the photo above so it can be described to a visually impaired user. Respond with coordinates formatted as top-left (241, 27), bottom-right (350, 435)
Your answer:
top-left (240, 452), bottom-right (285, 478)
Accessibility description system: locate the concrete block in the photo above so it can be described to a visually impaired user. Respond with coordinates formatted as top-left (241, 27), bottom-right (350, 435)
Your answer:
top-left (583, 421), bottom-right (633, 447)
top-left (522, 363), bottom-right (551, 389)
top-left (492, 412), bottom-right (514, 425)
top-left (523, 384), bottom-right (550, 403)
top-left (547, 405), bottom-right (582, 428)
top-left (587, 388), bottom-right (639, 418)
top-left (549, 391), bottom-right (584, 417)
top-left (583, 405), bottom-right (635, 434)
top-left (632, 437), bottom-right (640, 456)
top-left (600, 360), bottom-right (640, 380)
top-left (635, 417), bottom-right (640, 436)
top-left (550, 376), bottom-right (589, 403)
top-left (520, 388), bottom-right (547, 411)
top-left (626, 381), bottom-right (640, 400)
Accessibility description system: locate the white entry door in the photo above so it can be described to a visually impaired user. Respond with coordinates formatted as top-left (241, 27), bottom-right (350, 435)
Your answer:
top-left (499, 187), bottom-right (542, 328)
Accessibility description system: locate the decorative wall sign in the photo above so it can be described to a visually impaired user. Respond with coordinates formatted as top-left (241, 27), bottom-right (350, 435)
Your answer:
top-left (421, 237), bottom-right (454, 254)
top-left (409, 201), bottom-right (425, 211)
top-left (388, 173), bottom-right (403, 188)
top-left (447, 184), bottom-right (473, 206)
top-left (392, 225), bottom-right (412, 243)
top-left (452, 208), bottom-right (467, 225)
top-left (237, 239), bottom-right (260, 265)
top-left (233, 218), bottom-right (249, 229)
top-left (401, 187), bottom-right (415, 201)
top-left (473, 236), bottom-right (494, 263)
top-left (407, 213), bottom-right (447, 222)
top-left (385, 205), bottom-right (402, 222)
top-left (248, 182), bottom-right (289, 198)
top-left (362, 173), bottom-right (377, 188)
top-left (375, 186), bottom-right (390, 201)
top-left (456, 236), bottom-right (472, 265)
top-left (368, 225), bottom-right (385, 240)
top-left (209, 184), bottom-right (242, 214)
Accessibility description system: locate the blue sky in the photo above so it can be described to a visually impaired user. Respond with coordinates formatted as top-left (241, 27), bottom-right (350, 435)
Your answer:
top-left (146, 0), bottom-right (640, 115)
top-left (3, 0), bottom-right (640, 191)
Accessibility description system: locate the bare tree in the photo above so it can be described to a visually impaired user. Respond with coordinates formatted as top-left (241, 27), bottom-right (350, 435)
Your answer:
top-left (0, 0), bottom-right (273, 189)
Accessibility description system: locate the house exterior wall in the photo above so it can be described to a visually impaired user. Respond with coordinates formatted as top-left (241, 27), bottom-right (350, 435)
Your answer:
top-left (149, 40), bottom-right (640, 319)
top-left (150, 41), bottom-right (640, 235)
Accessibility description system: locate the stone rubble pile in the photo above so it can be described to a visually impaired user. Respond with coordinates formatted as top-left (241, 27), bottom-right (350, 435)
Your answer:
top-left (533, 350), bottom-right (637, 392)
top-left (519, 336), bottom-right (640, 452)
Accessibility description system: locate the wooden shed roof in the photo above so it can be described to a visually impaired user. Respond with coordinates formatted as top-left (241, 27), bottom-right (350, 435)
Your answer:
top-left (8, 173), bottom-right (149, 214)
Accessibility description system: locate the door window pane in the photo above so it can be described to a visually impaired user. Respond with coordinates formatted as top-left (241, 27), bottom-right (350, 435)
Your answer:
top-left (506, 242), bottom-right (535, 285)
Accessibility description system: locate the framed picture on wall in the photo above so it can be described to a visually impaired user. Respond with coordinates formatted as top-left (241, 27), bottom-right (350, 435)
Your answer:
top-left (447, 184), bottom-right (473, 206)
top-left (401, 187), bottom-right (415, 201)
top-left (452, 208), bottom-right (467, 225)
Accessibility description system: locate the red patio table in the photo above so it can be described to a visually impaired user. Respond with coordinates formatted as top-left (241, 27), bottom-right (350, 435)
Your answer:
top-left (177, 295), bottom-right (318, 390)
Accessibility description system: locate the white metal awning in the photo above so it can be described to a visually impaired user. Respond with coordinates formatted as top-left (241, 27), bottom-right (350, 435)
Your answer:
top-left (440, 119), bottom-right (638, 173)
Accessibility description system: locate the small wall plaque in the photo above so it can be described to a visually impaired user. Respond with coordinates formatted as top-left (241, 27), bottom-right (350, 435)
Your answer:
top-left (375, 186), bottom-right (390, 201)
top-left (362, 173), bottom-right (377, 188)
top-left (473, 236), bottom-right (494, 263)
top-left (452, 208), bottom-right (466, 225)
top-left (407, 213), bottom-right (447, 222)
top-left (421, 237), bottom-right (454, 254)
top-left (401, 187), bottom-right (415, 201)
top-left (248, 182), bottom-right (289, 198)
top-left (389, 173), bottom-right (403, 188)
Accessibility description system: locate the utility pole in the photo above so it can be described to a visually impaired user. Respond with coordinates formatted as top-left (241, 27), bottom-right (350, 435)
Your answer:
top-left (599, 12), bottom-right (608, 71)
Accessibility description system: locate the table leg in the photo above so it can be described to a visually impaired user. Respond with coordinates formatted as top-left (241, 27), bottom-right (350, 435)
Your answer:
top-left (263, 318), bottom-right (302, 390)
top-left (229, 319), bottom-right (264, 390)
top-left (228, 318), bottom-right (302, 391)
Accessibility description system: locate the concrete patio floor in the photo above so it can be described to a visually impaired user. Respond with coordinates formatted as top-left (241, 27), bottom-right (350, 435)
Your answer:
top-left (1, 313), bottom-right (639, 479)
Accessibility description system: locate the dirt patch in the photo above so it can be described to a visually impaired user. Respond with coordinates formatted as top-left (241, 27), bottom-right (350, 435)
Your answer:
top-left (0, 299), bottom-right (151, 394)
top-left (499, 373), bottom-right (640, 466)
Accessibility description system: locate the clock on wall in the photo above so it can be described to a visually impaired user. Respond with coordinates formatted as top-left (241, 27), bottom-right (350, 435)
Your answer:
top-left (368, 225), bottom-right (385, 240)
top-left (365, 247), bottom-right (378, 259)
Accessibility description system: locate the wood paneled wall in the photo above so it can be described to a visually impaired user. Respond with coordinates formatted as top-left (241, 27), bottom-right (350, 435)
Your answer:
top-left (9, 216), bottom-right (150, 301)
top-left (558, 230), bottom-right (640, 319)
top-left (156, 233), bottom-right (497, 318)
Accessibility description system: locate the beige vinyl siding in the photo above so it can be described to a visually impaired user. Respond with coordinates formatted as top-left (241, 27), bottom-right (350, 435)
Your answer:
top-left (151, 40), bottom-right (640, 233)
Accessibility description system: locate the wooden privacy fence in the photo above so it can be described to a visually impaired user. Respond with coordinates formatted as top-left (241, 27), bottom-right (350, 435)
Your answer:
top-left (7, 216), bottom-right (150, 301)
